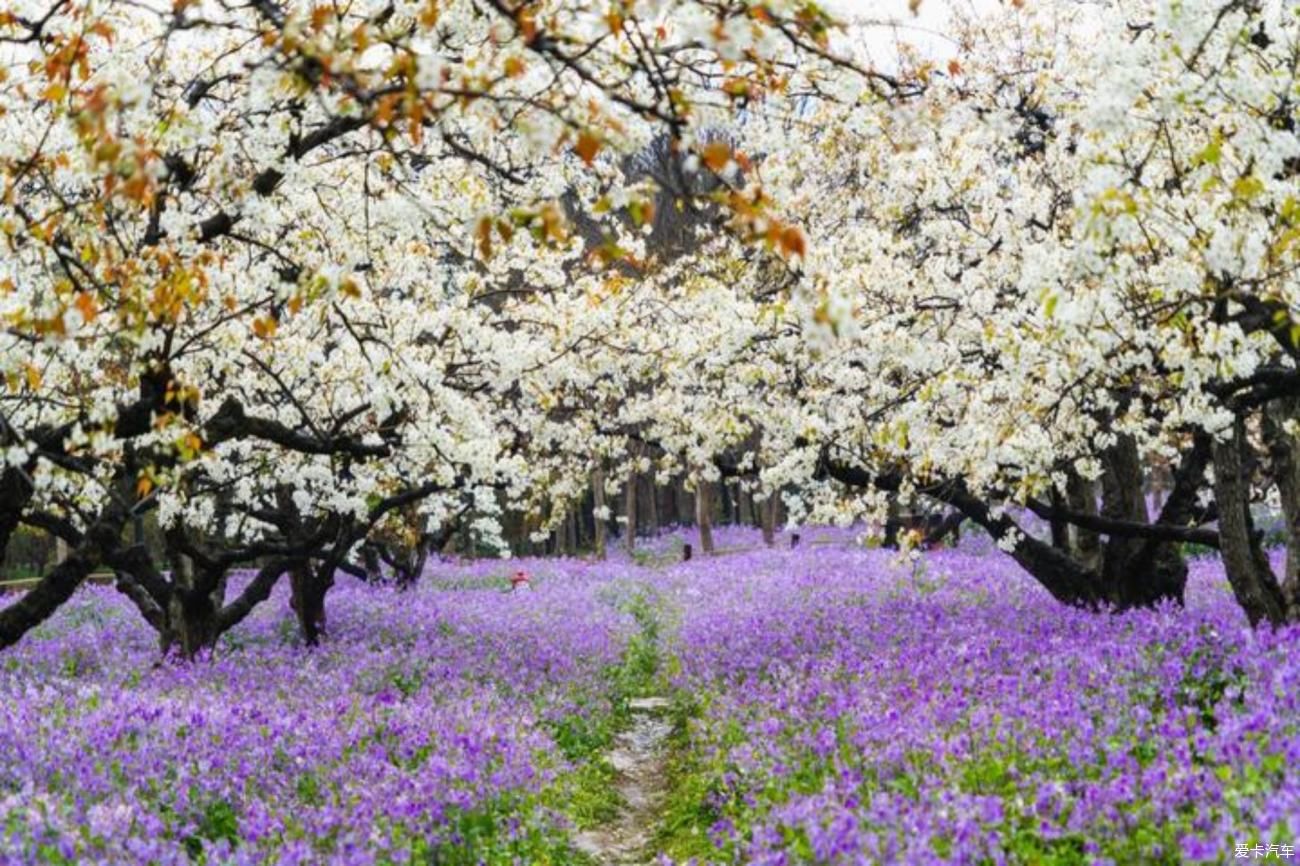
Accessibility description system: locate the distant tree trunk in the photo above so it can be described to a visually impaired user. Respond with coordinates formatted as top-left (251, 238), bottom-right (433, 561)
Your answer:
top-left (675, 481), bottom-right (693, 527)
top-left (1264, 398), bottom-right (1300, 619)
top-left (760, 495), bottom-right (777, 546)
top-left (1212, 419), bottom-right (1287, 627)
top-left (623, 470), bottom-right (638, 553)
top-left (577, 493), bottom-right (592, 551)
top-left (696, 481), bottom-right (715, 554)
top-left (883, 496), bottom-right (902, 548)
top-left (395, 537), bottom-right (431, 589)
top-left (738, 486), bottom-right (754, 527)
top-left (591, 469), bottom-right (608, 560)
top-left (460, 517), bottom-right (474, 558)
top-left (551, 500), bottom-right (566, 556)
top-left (361, 543), bottom-right (384, 583)
top-left (642, 475), bottom-right (659, 537)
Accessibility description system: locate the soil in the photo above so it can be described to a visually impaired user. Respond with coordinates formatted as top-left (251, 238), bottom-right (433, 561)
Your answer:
top-left (574, 696), bottom-right (674, 865)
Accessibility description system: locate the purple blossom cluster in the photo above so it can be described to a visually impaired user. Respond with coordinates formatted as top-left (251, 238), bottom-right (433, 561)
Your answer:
top-left (658, 540), bottom-right (1300, 865)
top-left (0, 559), bottom-right (639, 865)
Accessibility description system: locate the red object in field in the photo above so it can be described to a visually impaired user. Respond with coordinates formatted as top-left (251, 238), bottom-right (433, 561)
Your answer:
top-left (510, 570), bottom-right (531, 589)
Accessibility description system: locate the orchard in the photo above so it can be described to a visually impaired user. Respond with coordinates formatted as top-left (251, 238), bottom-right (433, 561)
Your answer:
top-left (0, 0), bottom-right (1298, 863)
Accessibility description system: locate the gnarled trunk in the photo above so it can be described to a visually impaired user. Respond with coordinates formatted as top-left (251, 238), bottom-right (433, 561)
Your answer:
top-left (291, 564), bottom-right (327, 644)
top-left (1065, 473), bottom-right (1102, 571)
top-left (1212, 419), bottom-right (1287, 627)
top-left (1098, 437), bottom-right (1187, 609)
top-left (159, 555), bottom-right (229, 658)
top-left (1264, 398), bottom-right (1300, 619)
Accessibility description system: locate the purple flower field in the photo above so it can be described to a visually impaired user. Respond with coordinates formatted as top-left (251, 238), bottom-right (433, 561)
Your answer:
top-left (3, 530), bottom-right (1298, 865)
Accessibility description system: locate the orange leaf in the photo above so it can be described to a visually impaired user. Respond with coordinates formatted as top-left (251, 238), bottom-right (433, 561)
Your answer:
top-left (701, 141), bottom-right (731, 173)
top-left (73, 292), bottom-right (98, 323)
top-left (419, 0), bottom-right (440, 28)
top-left (778, 225), bottom-right (806, 258)
top-left (574, 130), bottom-right (602, 166)
top-left (518, 6), bottom-right (537, 42)
top-left (476, 216), bottom-right (494, 259)
top-left (252, 315), bottom-right (278, 339)
top-left (947, 59), bottom-right (962, 76)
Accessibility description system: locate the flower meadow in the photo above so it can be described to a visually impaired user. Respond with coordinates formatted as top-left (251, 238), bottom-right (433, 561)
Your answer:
top-left (3, 530), bottom-right (1299, 865)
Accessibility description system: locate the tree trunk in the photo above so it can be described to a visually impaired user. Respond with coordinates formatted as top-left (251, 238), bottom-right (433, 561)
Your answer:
top-left (696, 480), bottom-right (715, 554)
top-left (1049, 489), bottom-right (1070, 551)
top-left (675, 481), bottom-right (692, 528)
top-left (158, 555), bottom-right (229, 658)
top-left (945, 487), bottom-right (1109, 608)
top-left (642, 475), bottom-right (659, 537)
top-left (623, 470), bottom-right (638, 553)
top-left (290, 562), bottom-right (330, 646)
top-left (760, 495), bottom-right (777, 546)
top-left (396, 537), bottom-right (431, 589)
top-left (591, 470), bottom-right (608, 560)
top-left (738, 486), bottom-right (754, 527)
top-left (883, 496), bottom-right (902, 549)
top-left (361, 542), bottom-right (383, 583)
top-left (1098, 437), bottom-right (1188, 609)
top-left (165, 590), bottom-right (220, 659)
top-left (1065, 474), bottom-right (1102, 571)
top-left (1212, 419), bottom-right (1287, 626)
top-left (1264, 398), bottom-right (1300, 618)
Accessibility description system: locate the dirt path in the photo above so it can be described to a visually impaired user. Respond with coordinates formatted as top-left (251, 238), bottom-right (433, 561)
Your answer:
top-left (574, 696), bottom-right (674, 865)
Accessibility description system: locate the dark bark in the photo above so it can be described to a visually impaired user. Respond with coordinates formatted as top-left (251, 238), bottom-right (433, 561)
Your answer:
top-left (641, 475), bottom-right (659, 536)
top-left (1263, 398), bottom-right (1300, 618)
top-left (696, 480), bottom-right (715, 554)
top-left (760, 495), bottom-right (777, 546)
top-left (941, 483), bottom-right (1111, 607)
top-left (217, 559), bottom-right (291, 634)
top-left (1098, 437), bottom-right (1187, 609)
top-left (883, 496), bottom-right (902, 549)
top-left (1066, 468), bottom-right (1097, 569)
top-left (0, 499), bottom-right (127, 650)
top-left (623, 469), bottom-right (638, 553)
top-left (1211, 419), bottom-right (1287, 626)
top-left (737, 485), bottom-right (753, 526)
top-left (1049, 489), bottom-right (1070, 551)
top-left (290, 562), bottom-right (329, 646)
top-left (591, 469), bottom-right (607, 560)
